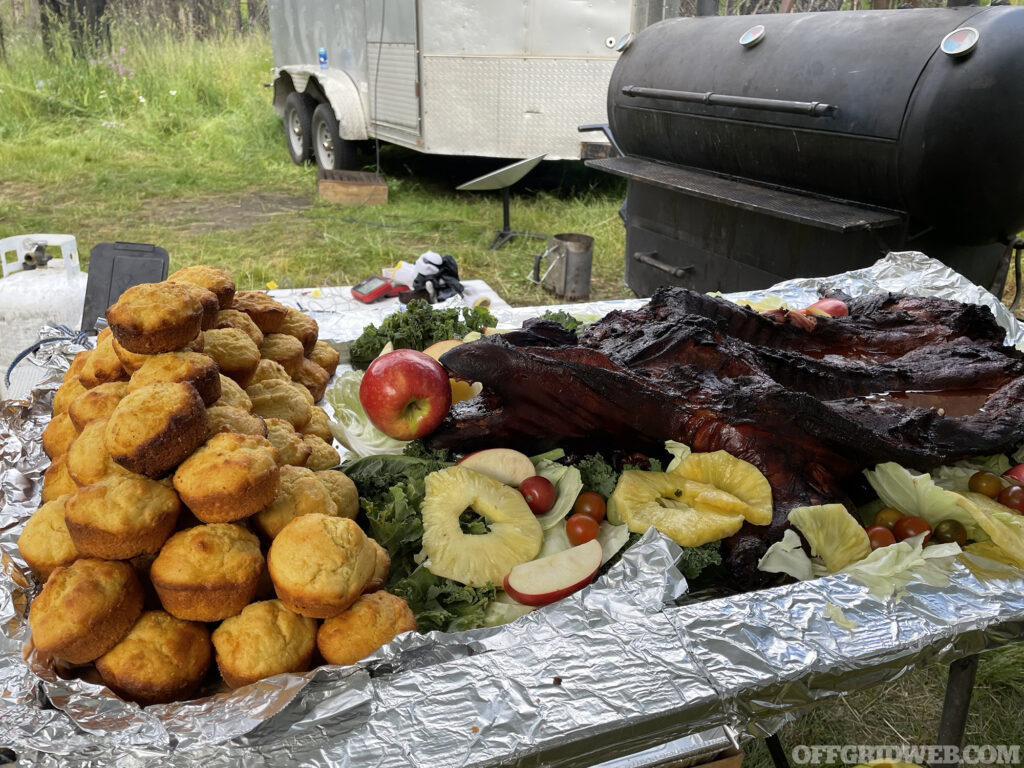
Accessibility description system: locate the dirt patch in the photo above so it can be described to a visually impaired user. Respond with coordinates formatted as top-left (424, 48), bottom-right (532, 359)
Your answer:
top-left (136, 191), bottom-right (311, 233)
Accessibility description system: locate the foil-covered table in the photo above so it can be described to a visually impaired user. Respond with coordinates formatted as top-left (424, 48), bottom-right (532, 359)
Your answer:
top-left (2, 253), bottom-right (1023, 767)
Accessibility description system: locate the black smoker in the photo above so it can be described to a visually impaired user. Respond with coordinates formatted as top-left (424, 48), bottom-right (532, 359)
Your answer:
top-left (589, 5), bottom-right (1024, 296)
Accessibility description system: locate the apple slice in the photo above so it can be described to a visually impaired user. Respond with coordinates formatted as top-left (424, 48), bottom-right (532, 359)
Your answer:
top-left (503, 539), bottom-right (602, 606)
top-left (1004, 463), bottom-right (1024, 485)
top-left (457, 448), bottom-right (536, 486)
top-left (422, 339), bottom-right (463, 361)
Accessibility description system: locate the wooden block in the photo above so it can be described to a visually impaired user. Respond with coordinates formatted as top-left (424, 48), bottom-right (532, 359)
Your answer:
top-left (317, 170), bottom-right (388, 206)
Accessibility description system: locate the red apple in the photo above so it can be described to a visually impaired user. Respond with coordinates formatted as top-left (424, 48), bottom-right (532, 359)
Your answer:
top-left (456, 448), bottom-right (536, 486)
top-left (805, 298), bottom-right (849, 317)
top-left (1003, 463), bottom-right (1024, 486)
top-left (503, 539), bottom-right (603, 606)
top-left (359, 349), bottom-right (452, 441)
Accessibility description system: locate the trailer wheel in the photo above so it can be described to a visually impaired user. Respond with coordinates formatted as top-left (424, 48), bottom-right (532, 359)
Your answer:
top-left (283, 91), bottom-right (315, 164)
top-left (311, 102), bottom-right (357, 171)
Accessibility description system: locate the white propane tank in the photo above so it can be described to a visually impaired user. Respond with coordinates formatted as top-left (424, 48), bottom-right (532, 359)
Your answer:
top-left (0, 235), bottom-right (88, 399)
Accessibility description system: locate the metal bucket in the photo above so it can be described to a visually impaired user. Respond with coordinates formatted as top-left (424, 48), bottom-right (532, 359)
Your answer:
top-left (533, 233), bottom-right (593, 301)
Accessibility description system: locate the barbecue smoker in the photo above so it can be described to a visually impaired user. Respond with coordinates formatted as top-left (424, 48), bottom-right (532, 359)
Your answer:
top-left (590, 5), bottom-right (1024, 296)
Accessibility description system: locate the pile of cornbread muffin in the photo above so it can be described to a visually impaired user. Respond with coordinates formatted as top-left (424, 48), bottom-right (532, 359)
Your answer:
top-left (17, 266), bottom-right (416, 706)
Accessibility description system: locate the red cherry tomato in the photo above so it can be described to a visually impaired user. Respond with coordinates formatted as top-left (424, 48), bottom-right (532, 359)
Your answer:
top-left (518, 475), bottom-right (556, 516)
top-left (892, 515), bottom-right (932, 545)
top-left (565, 513), bottom-right (600, 546)
top-left (573, 491), bottom-right (606, 523)
top-left (865, 525), bottom-right (896, 550)
top-left (997, 484), bottom-right (1024, 514)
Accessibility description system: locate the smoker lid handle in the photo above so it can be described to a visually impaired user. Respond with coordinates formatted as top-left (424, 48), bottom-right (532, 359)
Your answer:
top-left (621, 86), bottom-right (837, 118)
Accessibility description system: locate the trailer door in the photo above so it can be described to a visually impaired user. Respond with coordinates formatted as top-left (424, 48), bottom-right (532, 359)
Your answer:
top-left (365, 0), bottom-right (422, 143)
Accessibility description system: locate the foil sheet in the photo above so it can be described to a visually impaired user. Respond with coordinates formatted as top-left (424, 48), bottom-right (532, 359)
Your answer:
top-left (2, 253), bottom-right (1024, 766)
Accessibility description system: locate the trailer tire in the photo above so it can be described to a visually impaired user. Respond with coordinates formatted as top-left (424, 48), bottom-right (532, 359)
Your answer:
top-left (283, 91), bottom-right (315, 165)
top-left (311, 102), bottom-right (358, 171)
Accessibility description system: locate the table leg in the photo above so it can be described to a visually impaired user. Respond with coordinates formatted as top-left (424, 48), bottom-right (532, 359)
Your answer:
top-left (765, 733), bottom-right (791, 768)
top-left (933, 654), bottom-right (979, 768)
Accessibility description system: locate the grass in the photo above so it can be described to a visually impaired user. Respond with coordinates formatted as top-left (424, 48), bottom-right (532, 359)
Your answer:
top-left (1, 13), bottom-right (1023, 766)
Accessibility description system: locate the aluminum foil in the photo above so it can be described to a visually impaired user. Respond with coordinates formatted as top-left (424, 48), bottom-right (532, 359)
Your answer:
top-left (3, 253), bottom-right (1024, 766)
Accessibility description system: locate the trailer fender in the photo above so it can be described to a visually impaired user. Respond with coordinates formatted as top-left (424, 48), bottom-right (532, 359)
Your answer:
top-left (273, 66), bottom-right (368, 141)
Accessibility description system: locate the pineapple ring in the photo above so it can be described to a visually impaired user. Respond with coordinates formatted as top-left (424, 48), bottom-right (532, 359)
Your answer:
top-left (419, 466), bottom-right (543, 587)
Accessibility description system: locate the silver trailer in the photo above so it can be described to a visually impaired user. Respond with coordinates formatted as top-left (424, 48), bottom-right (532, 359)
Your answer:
top-left (267, 0), bottom-right (675, 169)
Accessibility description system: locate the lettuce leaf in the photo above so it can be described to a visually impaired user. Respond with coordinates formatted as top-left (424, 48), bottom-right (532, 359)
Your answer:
top-left (839, 534), bottom-right (961, 599)
top-left (758, 529), bottom-right (816, 581)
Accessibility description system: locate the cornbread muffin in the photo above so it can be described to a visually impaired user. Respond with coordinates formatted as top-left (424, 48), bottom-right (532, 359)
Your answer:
top-left (174, 281), bottom-right (220, 330)
top-left (63, 350), bottom-right (91, 383)
top-left (29, 558), bottom-right (144, 664)
top-left (107, 282), bottom-right (204, 355)
top-left (249, 358), bottom-right (290, 386)
top-left (278, 309), bottom-right (319, 356)
top-left (303, 435), bottom-right (340, 471)
top-left (252, 465), bottom-right (337, 541)
top-left (128, 351), bottom-right (221, 406)
top-left (105, 382), bottom-right (208, 479)
top-left (65, 473), bottom-right (180, 560)
top-left (211, 599), bottom-right (317, 688)
top-left (96, 610), bottom-right (212, 706)
top-left (52, 376), bottom-right (87, 416)
top-left (42, 413), bottom-right (77, 459)
top-left (267, 514), bottom-right (375, 618)
top-left (213, 374), bottom-right (251, 411)
top-left (206, 405), bottom-right (267, 439)
top-left (264, 418), bottom-right (311, 467)
top-left (204, 327), bottom-right (260, 387)
top-left (315, 470), bottom-right (359, 520)
top-left (129, 552), bottom-right (163, 610)
top-left (67, 381), bottom-right (128, 432)
top-left (42, 455), bottom-right (78, 502)
top-left (303, 406), bottom-right (333, 443)
top-left (309, 341), bottom-right (340, 377)
top-left (173, 433), bottom-right (281, 523)
top-left (363, 539), bottom-right (391, 593)
top-left (151, 524), bottom-right (264, 621)
top-left (292, 358), bottom-right (330, 403)
top-left (231, 291), bottom-right (289, 334)
top-left (111, 336), bottom-right (150, 374)
top-left (17, 495), bottom-right (79, 581)
top-left (79, 331), bottom-right (128, 389)
top-left (259, 333), bottom-right (304, 377)
top-left (212, 309), bottom-right (263, 347)
top-left (167, 265), bottom-right (236, 309)
top-left (66, 419), bottom-right (130, 486)
top-left (316, 591), bottom-right (415, 667)
top-left (247, 379), bottom-right (312, 430)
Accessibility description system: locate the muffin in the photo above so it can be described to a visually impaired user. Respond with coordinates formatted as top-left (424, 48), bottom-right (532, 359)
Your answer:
top-left (174, 281), bottom-right (220, 330)
top-left (363, 539), bottom-right (391, 593)
top-left (292, 358), bottom-right (330, 403)
top-left (212, 309), bottom-right (263, 347)
top-left (52, 376), bottom-right (88, 417)
top-left (278, 309), bottom-right (319, 356)
top-left (213, 374), bottom-right (252, 411)
top-left (259, 334), bottom-right (304, 377)
top-left (167, 265), bottom-right (236, 309)
top-left (303, 406), bottom-right (333, 443)
top-left (264, 418), bottom-right (311, 467)
top-left (79, 331), bottom-right (128, 389)
top-left (65, 473), bottom-right (180, 560)
top-left (96, 610), bottom-right (212, 706)
top-left (151, 524), bottom-right (264, 622)
top-left (316, 591), bottom-right (415, 667)
top-left (111, 336), bottom-right (150, 374)
top-left (63, 350), bottom-right (92, 383)
top-left (267, 514), bottom-right (375, 618)
top-left (172, 433), bottom-right (281, 523)
top-left (211, 599), bottom-right (317, 689)
top-left (17, 495), bottom-right (79, 581)
top-left (128, 351), bottom-right (221, 406)
top-left (42, 413), bottom-right (77, 459)
top-left (248, 358), bottom-right (290, 386)
top-left (315, 470), bottom-right (359, 520)
top-left (252, 465), bottom-right (338, 541)
top-left (231, 291), bottom-right (289, 334)
top-left (303, 435), bottom-right (340, 471)
top-left (67, 381), bottom-right (129, 432)
top-left (247, 379), bottom-right (312, 430)
top-left (106, 281), bottom-right (204, 355)
top-left (66, 418), bottom-right (130, 486)
top-left (206, 405), bottom-right (267, 439)
top-left (105, 382), bottom-right (208, 479)
top-left (309, 341), bottom-right (340, 377)
top-left (29, 558), bottom-right (144, 664)
top-left (41, 455), bottom-right (78, 502)
top-left (203, 328), bottom-right (260, 387)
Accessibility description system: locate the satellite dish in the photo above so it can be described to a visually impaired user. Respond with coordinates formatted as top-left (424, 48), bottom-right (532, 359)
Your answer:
top-left (457, 154), bottom-right (547, 249)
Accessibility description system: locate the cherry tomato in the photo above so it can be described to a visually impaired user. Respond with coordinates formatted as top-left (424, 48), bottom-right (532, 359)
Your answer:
top-left (865, 525), bottom-right (896, 550)
top-left (565, 513), bottom-right (600, 546)
top-left (892, 515), bottom-right (932, 545)
top-left (932, 519), bottom-right (968, 547)
top-left (997, 484), bottom-right (1024, 514)
top-left (573, 491), bottom-right (606, 523)
top-left (518, 475), bottom-right (556, 516)
top-left (969, 470), bottom-right (1003, 499)
top-left (873, 507), bottom-right (904, 530)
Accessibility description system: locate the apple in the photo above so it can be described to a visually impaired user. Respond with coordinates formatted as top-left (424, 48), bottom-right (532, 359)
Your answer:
top-left (1003, 463), bottom-right (1024, 486)
top-left (805, 298), bottom-right (849, 317)
top-left (503, 539), bottom-right (603, 606)
top-left (359, 349), bottom-right (452, 441)
top-left (456, 447), bottom-right (536, 486)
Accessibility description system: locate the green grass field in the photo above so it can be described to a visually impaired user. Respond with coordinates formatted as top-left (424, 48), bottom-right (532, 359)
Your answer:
top-left (1, 15), bottom-right (1022, 766)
